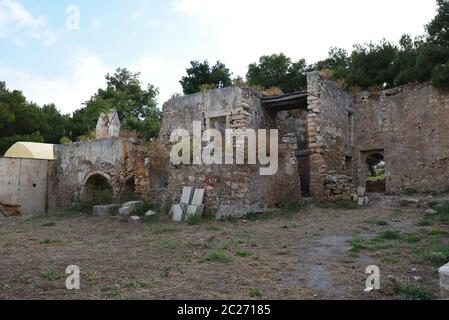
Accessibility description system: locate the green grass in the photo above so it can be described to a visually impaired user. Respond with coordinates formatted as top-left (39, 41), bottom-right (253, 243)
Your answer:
top-left (101, 284), bottom-right (121, 298)
top-left (146, 238), bottom-right (183, 251)
top-left (402, 233), bottom-right (421, 243)
top-left (281, 223), bottom-right (298, 229)
top-left (41, 222), bottom-right (56, 228)
top-left (235, 251), bottom-right (252, 257)
top-left (413, 238), bottom-right (449, 265)
top-left (376, 230), bottom-right (401, 241)
top-left (381, 257), bottom-right (401, 264)
top-left (427, 229), bottom-right (448, 236)
top-left (158, 264), bottom-right (184, 278)
top-left (124, 280), bottom-right (151, 289)
top-left (348, 230), bottom-right (402, 255)
top-left (186, 213), bottom-right (202, 225)
top-left (334, 200), bottom-right (359, 210)
top-left (131, 202), bottom-right (155, 217)
top-left (148, 225), bottom-right (180, 234)
top-left (249, 288), bottom-right (262, 298)
top-left (364, 219), bottom-right (389, 226)
top-left (200, 250), bottom-right (232, 263)
top-left (0, 282), bottom-right (9, 291)
top-left (366, 171), bottom-right (385, 182)
top-left (394, 283), bottom-right (435, 300)
top-left (39, 238), bottom-right (62, 244)
top-left (418, 202), bottom-right (449, 226)
top-left (40, 270), bottom-right (64, 281)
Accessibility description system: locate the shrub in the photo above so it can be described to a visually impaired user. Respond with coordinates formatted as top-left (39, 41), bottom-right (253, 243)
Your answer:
top-left (200, 250), bottom-right (232, 263)
top-left (186, 213), bottom-right (201, 225)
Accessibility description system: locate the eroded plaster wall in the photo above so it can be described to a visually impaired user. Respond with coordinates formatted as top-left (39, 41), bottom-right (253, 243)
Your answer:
top-left (353, 84), bottom-right (449, 194)
top-left (54, 138), bottom-right (150, 208)
top-left (0, 158), bottom-right (55, 216)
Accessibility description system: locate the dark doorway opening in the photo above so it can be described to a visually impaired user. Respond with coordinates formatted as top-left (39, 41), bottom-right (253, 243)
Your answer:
top-left (81, 174), bottom-right (114, 204)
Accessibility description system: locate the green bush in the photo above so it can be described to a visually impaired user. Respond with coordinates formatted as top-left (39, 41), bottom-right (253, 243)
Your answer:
top-left (432, 62), bottom-right (449, 88)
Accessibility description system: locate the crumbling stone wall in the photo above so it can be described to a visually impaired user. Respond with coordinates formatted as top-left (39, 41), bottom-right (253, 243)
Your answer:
top-left (353, 84), bottom-right (449, 194)
top-left (160, 86), bottom-right (301, 217)
top-left (307, 72), bottom-right (355, 202)
top-left (54, 138), bottom-right (150, 208)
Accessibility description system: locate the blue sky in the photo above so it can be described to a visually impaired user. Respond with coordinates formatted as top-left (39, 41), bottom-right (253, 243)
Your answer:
top-left (0, 0), bottom-right (438, 114)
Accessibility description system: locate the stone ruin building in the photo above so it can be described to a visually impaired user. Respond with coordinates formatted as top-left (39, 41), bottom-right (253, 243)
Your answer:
top-left (2, 71), bottom-right (449, 218)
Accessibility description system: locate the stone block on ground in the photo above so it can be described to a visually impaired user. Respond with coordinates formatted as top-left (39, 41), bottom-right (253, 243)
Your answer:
top-left (122, 201), bottom-right (144, 209)
top-left (440, 263), bottom-right (449, 299)
top-left (426, 208), bottom-right (438, 215)
top-left (119, 207), bottom-right (132, 216)
top-left (93, 204), bottom-right (120, 217)
top-left (180, 187), bottom-right (194, 204)
top-left (130, 216), bottom-right (141, 223)
top-left (145, 210), bottom-right (157, 217)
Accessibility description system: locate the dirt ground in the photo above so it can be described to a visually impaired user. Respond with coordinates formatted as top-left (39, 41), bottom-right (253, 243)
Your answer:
top-left (0, 195), bottom-right (448, 300)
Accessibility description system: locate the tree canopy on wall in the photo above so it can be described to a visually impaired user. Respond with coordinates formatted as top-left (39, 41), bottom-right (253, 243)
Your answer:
top-left (180, 60), bottom-right (233, 95)
top-left (246, 53), bottom-right (308, 94)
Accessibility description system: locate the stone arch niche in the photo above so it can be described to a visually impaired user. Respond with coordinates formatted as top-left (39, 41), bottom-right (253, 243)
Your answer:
top-left (120, 176), bottom-right (138, 202)
top-left (80, 172), bottom-right (114, 203)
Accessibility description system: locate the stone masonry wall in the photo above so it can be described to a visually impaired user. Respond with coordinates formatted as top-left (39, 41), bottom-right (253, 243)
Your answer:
top-left (307, 72), bottom-right (356, 202)
top-left (54, 138), bottom-right (150, 208)
top-left (160, 87), bottom-right (301, 217)
top-left (353, 84), bottom-right (449, 194)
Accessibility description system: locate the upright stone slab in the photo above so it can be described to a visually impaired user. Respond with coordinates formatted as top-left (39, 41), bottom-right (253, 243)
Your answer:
top-left (191, 189), bottom-right (205, 206)
top-left (173, 204), bottom-right (185, 222)
top-left (180, 187), bottom-right (194, 205)
top-left (440, 263), bottom-right (449, 299)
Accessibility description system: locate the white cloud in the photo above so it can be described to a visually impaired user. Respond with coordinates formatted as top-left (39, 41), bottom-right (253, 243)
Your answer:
top-left (174, 0), bottom-right (437, 77)
top-left (0, 51), bottom-right (110, 114)
top-left (0, 52), bottom-right (182, 114)
top-left (131, 8), bottom-right (144, 21)
top-left (0, 0), bottom-right (57, 46)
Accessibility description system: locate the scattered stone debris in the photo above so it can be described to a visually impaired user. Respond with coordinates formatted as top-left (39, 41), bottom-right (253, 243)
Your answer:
top-left (425, 208), bottom-right (438, 215)
top-left (440, 263), bottom-right (449, 299)
top-left (93, 204), bottom-right (120, 217)
top-left (119, 201), bottom-right (144, 216)
top-left (145, 210), bottom-right (157, 217)
top-left (130, 216), bottom-right (141, 223)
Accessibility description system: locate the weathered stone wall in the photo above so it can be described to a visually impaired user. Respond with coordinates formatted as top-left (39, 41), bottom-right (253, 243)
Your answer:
top-left (0, 158), bottom-right (55, 216)
top-left (353, 84), bottom-right (449, 194)
top-left (307, 72), bottom-right (355, 202)
top-left (54, 138), bottom-right (150, 208)
top-left (160, 87), bottom-right (301, 217)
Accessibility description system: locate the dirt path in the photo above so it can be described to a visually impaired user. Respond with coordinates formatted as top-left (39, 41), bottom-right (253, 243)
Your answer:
top-left (0, 198), bottom-right (447, 300)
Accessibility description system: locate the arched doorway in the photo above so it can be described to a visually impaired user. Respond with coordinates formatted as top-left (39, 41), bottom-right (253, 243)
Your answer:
top-left (365, 152), bottom-right (386, 193)
top-left (81, 173), bottom-right (114, 205)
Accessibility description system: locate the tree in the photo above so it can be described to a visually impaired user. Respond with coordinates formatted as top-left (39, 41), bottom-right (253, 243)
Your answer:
top-left (427, 0), bottom-right (449, 47)
top-left (180, 60), bottom-right (233, 95)
top-left (347, 41), bottom-right (398, 89)
top-left (246, 53), bottom-right (308, 93)
top-left (72, 68), bottom-right (161, 140)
